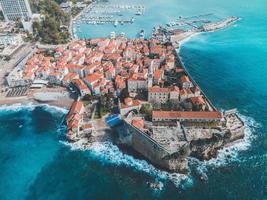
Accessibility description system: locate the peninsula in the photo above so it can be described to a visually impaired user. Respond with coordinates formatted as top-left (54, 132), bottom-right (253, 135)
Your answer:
top-left (1, 14), bottom-right (244, 174)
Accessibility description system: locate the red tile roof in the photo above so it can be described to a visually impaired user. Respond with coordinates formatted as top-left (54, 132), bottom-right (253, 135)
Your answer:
top-left (83, 123), bottom-right (93, 129)
top-left (191, 96), bottom-right (206, 105)
top-left (85, 73), bottom-right (102, 83)
top-left (132, 118), bottom-right (145, 129)
top-left (72, 79), bottom-right (89, 90)
top-left (148, 86), bottom-right (169, 93)
top-left (121, 99), bottom-right (141, 109)
top-left (153, 69), bottom-right (164, 81)
top-left (181, 75), bottom-right (190, 83)
top-left (152, 111), bottom-right (222, 119)
top-left (63, 72), bottom-right (79, 81)
top-left (124, 97), bottom-right (133, 105)
top-left (67, 101), bottom-right (84, 120)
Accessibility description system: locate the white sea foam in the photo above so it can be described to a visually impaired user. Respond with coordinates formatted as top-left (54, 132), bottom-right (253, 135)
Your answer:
top-left (0, 102), bottom-right (36, 112)
top-left (0, 103), bottom-right (68, 114)
top-left (61, 140), bottom-right (192, 188)
top-left (41, 104), bottom-right (68, 114)
top-left (191, 113), bottom-right (259, 170)
top-left (177, 32), bottom-right (203, 51)
top-left (61, 111), bottom-right (259, 188)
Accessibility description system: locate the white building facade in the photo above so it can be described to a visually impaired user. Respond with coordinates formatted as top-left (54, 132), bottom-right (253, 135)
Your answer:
top-left (0, 0), bottom-right (32, 21)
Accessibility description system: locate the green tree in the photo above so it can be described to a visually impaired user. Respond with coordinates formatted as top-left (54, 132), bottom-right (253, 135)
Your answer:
top-left (31, 0), bottom-right (70, 44)
top-left (140, 104), bottom-right (153, 121)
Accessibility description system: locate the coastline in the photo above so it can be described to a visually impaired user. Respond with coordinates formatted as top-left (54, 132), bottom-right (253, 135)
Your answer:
top-left (173, 30), bottom-right (255, 167)
top-left (177, 32), bottom-right (202, 51)
top-left (0, 33), bottom-right (258, 191)
top-left (1, 14), bottom-right (249, 180)
top-left (0, 92), bottom-right (73, 111)
top-left (0, 97), bottom-right (71, 112)
top-left (175, 32), bottom-right (218, 111)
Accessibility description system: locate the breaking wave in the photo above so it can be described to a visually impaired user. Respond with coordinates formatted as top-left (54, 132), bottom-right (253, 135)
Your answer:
top-left (61, 139), bottom-right (193, 188)
top-left (189, 113), bottom-right (260, 178)
top-left (0, 103), bottom-right (68, 114)
top-left (206, 113), bottom-right (259, 166)
top-left (60, 111), bottom-right (259, 188)
top-left (41, 104), bottom-right (68, 114)
top-left (0, 103), bottom-right (36, 112)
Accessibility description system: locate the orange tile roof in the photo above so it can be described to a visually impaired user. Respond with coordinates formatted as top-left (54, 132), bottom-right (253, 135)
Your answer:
top-left (148, 86), bottom-right (169, 93)
top-left (124, 97), bottom-right (133, 105)
top-left (83, 123), bottom-right (93, 129)
top-left (84, 62), bottom-right (101, 71)
top-left (150, 45), bottom-right (164, 56)
top-left (191, 96), bottom-right (206, 105)
top-left (154, 69), bottom-right (164, 81)
top-left (67, 63), bottom-right (83, 70)
top-left (85, 73), bottom-right (102, 83)
top-left (56, 46), bottom-right (65, 53)
top-left (67, 101), bottom-right (84, 119)
top-left (72, 78), bottom-right (89, 90)
top-left (132, 118), bottom-right (145, 129)
top-left (68, 119), bottom-right (79, 129)
top-left (121, 99), bottom-right (141, 109)
top-left (180, 89), bottom-right (187, 96)
top-left (115, 75), bottom-right (126, 89)
top-left (63, 72), bottom-right (79, 81)
top-left (169, 85), bottom-right (180, 92)
top-left (24, 71), bottom-right (35, 78)
top-left (181, 75), bottom-right (190, 83)
top-left (128, 73), bottom-right (146, 81)
top-left (152, 111), bottom-right (222, 119)
top-left (104, 53), bottom-right (122, 61)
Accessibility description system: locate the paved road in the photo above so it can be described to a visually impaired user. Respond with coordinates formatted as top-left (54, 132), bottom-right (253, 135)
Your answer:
top-left (0, 42), bottom-right (35, 93)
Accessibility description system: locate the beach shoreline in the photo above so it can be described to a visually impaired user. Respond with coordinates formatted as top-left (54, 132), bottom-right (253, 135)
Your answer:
top-left (0, 88), bottom-right (74, 110)
top-left (0, 97), bottom-right (73, 110)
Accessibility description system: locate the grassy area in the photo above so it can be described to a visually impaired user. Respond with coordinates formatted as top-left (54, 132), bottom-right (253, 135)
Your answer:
top-left (100, 107), bottom-right (109, 117)
top-left (82, 100), bottom-right (91, 107)
top-left (94, 103), bottom-right (109, 119)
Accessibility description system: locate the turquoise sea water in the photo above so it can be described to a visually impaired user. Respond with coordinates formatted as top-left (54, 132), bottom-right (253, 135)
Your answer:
top-left (1, 0), bottom-right (267, 199)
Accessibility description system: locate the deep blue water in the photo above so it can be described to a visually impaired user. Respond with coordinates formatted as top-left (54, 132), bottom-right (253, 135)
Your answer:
top-left (1, 0), bottom-right (267, 199)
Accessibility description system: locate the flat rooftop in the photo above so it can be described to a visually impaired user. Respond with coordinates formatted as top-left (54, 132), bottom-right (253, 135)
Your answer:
top-left (184, 127), bottom-right (222, 141)
top-left (151, 126), bottom-right (187, 154)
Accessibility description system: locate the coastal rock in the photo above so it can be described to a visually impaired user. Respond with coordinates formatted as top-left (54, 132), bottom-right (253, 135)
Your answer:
top-left (189, 130), bottom-right (231, 160)
top-left (116, 122), bottom-right (191, 173)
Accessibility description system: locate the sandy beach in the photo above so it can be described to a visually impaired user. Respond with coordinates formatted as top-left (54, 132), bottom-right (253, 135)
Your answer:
top-left (0, 87), bottom-right (74, 110)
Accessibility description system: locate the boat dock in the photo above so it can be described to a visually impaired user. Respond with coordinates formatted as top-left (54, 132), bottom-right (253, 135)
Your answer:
top-left (73, 1), bottom-right (145, 29)
top-left (200, 16), bottom-right (239, 31)
top-left (81, 18), bottom-right (135, 25)
top-left (164, 13), bottom-right (238, 33)
top-left (153, 16), bottom-right (240, 44)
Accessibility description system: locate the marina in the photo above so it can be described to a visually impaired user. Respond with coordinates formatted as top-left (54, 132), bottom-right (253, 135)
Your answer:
top-left (73, 0), bottom-right (238, 40)
top-left (74, 1), bottom-right (145, 30)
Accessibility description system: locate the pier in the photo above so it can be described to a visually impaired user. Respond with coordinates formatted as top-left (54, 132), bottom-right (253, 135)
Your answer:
top-left (73, 1), bottom-right (145, 34)
top-left (81, 18), bottom-right (135, 25)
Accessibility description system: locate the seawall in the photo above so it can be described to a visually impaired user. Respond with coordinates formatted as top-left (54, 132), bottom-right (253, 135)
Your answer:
top-left (120, 120), bottom-right (189, 173)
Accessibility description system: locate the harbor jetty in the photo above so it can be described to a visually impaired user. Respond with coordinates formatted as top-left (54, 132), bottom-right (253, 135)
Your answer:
top-left (201, 16), bottom-right (239, 32)
top-left (152, 16), bottom-right (239, 47)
